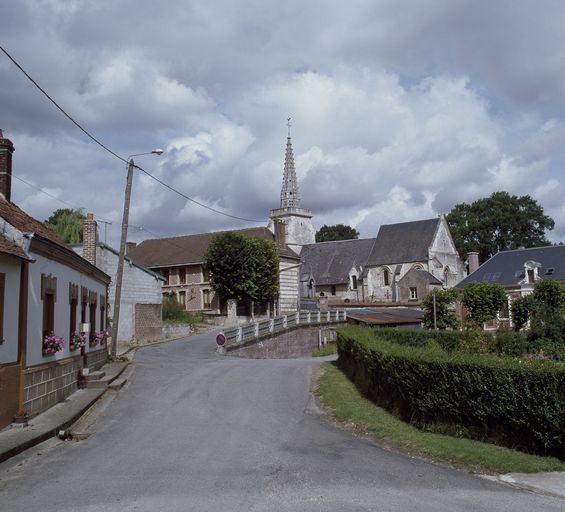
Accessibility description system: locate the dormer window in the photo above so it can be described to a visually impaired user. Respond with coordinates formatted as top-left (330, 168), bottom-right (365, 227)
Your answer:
top-left (545, 268), bottom-right (555, 276)
top-left (527, 269), bottom-right (534, 284)
top-left (523, 260), bottom-right (541, 285)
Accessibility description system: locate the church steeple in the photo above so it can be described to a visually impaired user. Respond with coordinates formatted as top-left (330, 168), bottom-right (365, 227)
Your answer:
top-left (280, 117), bottom-right (300, 208)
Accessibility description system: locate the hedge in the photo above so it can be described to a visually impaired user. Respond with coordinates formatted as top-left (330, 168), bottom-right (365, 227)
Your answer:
top-left (337, 325), bottom-right (565, 459)
top-left (372, 327), bottom-right (463, 352)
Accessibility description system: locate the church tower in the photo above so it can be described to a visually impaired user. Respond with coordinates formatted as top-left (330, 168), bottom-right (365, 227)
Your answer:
top-left (269, 119), bottom-right (316, 254)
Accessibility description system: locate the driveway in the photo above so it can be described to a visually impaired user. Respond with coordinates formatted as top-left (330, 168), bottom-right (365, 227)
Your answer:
top-left (0, 330), bottom-right (562, 511)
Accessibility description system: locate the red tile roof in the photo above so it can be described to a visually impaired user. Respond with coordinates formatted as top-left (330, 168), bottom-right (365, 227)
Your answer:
top-left (0, 232), bottom-right (28, 259)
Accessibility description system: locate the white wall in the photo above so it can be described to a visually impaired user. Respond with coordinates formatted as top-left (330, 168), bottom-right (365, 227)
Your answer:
top-left (27, 252), bottom-right (107, 366)
top-left (0, 256), bottom-right (21, 364)
top-left (279, 260), bottom-right (299, 312)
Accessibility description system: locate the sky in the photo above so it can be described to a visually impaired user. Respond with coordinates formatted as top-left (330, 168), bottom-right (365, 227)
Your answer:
top-left (1, 0), bottom-right (564, 247)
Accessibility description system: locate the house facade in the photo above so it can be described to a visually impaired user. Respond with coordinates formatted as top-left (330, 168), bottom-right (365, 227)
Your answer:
top-left (0, 132), bottom-right (111, 429)
top-left (455, 245), bottom-right (565, 330)
top-left (72, 214), bottom-right (165, 345)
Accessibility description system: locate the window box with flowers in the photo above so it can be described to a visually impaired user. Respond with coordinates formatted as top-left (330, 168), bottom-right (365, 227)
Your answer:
top-left (89, 332), bottom-right (98, 348)
top-left (94, 331), bottom-right (110, 345)
top-left (42, 332), bottom-right (65, 356)
top-left (69, 331), bottom-right (87, 352)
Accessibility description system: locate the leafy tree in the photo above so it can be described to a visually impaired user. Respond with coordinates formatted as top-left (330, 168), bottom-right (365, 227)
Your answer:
top-left (247, 237), bottom-right (279, 302)
top-left (461, 282), bottom-right (507, 327)
top-left (315, 224), bottom-right (359, 242)
top-left (421, 288), bottom-right (461, 330)
top-left (446, 191), bottom-right (554, 263)
top-left (531, 279), bottom-right (565, 312)
top-left (510, 295), bottom-right (533, 332)
top-left (44, 208), bottom-right (87, 244)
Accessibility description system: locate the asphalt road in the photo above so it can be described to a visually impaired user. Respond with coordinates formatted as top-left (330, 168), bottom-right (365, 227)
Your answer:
top-left (1, 331), bottom-right (563, 511)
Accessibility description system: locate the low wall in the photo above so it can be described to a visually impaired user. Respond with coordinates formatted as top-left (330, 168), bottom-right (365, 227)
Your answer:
top-left (85, 347), bottom-right (108, 371)
top-left (162, 323), bottom-right (194, 339)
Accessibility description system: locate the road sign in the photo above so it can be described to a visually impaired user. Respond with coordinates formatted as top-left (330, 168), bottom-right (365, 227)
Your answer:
top-left (216, 333), bottom-right (226, 346)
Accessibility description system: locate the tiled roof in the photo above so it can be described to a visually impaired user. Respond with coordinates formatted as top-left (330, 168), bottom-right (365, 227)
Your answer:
top-left (129, 227), bottom-right (299, 268)
top-left (0, 232), bottom-right (29, 259)
top-left (300, 238), bottom-right (376, 285)
top-left (367, 218), bottom-right (439, 266)
top-left (0, 198), bottom-right (70, 250)
top-left (397, 267), bottom-right (443, 286)
top-left (456, 245), bottom-right (565, 288)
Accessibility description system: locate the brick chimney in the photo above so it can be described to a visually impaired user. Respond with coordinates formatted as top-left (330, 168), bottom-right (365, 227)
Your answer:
top-left (0, 130), bottom-right (15, 202)
top-left (126, 242), bottom-right (137, 257)
top-left (468, 252), bottom-right (479, 275)
top-left (274, 220), bottom-right (286, 248)
top-left (83, 213), bottom-right (97, 266)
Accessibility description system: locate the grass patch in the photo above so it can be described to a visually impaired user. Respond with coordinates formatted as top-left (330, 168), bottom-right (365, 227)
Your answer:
top-left (312, 344), bottom-right (337, 357)
top-left (316, 361), bottom-right (565, 474)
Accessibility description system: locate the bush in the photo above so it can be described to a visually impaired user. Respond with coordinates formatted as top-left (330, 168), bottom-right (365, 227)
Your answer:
top-left (161, 293), bottom-right (199, 324)
top-left (372, 327), bottom-right (462, 352)
top-left (493, 330), bottom-right (528, 357)
top-left (337, 325), bottom-right (565, 459)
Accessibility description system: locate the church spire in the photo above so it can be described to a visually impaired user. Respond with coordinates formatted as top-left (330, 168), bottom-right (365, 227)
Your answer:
top-left (280, 117), bottom-right (301, 208)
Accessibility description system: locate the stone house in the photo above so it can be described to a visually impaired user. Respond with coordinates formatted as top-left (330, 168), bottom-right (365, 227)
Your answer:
top-left (71, 215), bottom-right (165, 345)
top-left (0, 132), bottom-right (110, 429)
top-left (129, 226), bottom-right (301, 316)
top-left (455, 245), bottom-right (565, 330)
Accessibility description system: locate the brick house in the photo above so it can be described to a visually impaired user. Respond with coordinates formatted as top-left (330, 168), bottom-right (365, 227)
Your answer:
top-left (0, 132), bottom-right (110, 428)
top-left (72, 215), bottom-right (165, 345)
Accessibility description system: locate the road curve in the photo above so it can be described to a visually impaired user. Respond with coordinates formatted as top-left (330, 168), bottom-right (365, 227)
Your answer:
top-left (0, 330), bottom-right (562, 511)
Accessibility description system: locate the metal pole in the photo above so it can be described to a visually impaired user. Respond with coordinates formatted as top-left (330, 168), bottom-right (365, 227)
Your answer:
top-left (111, 158), bottom-right (135, 357)
top-left (432, 288), bottom-right (437, 330)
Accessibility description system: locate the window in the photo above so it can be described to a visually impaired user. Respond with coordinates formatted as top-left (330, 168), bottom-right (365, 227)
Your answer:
top-left (351, 275), bottom-right (358, 290)
top-left (41, 274), bottom-right (57, 337)
top-left (499, 300), bottom-right (509, 319)
top-left (545, 268), bottom-right (554, 276)
top-left (179, 291), bottom-right (186, 308)
top-left (161, 268), bottom-right (170, 285)
top-left (383, 268), bottom-right (390, 286)
top-left (0, 273), bottom-right (5, 343)
top-left (527, 269), bottom-right (535, 284)
top-left (99, 295), bottom-right (106, 332)
top-left (89, 291), bottom-right (97, 336)
top-left (69, 283), bottom-right (78, 342)
top-left (202, 267), bottom-right (210, 282)
top-left (413, 264), bottom-right (423, 271)
top-left (203, 289), bottom-right (211, 309)
top-left (179, 267), bottom-right (186, 285)
top-left (331, 285), bottom-right (337, 296)
top-left (409, 287), bottom-right (418, 300)
top-left (80, 286), bottom-right (88, 324)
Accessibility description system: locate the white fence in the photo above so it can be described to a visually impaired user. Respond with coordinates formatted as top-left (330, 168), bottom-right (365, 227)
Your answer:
top-left (222, 310), bottom-right (347, 348)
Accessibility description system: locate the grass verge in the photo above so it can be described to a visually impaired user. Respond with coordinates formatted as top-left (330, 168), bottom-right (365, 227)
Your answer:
top-left (315, 361), bottom-right (565, 474)
top-left (312, 344), bottom-right (338, 357)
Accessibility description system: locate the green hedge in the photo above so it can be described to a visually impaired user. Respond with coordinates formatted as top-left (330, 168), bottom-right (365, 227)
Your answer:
top-left (337, 325), bottom-right (565, 459)
top-left (372, 327), bottom-right (463, 352)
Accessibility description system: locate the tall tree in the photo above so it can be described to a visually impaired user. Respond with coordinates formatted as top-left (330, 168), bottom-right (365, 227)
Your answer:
top-left (461, 282), bottom-right (507, 328)
top-left (44, 208), bottom-right (87, 244)
top-left (247, 237), bottom-right (279, 302)
top-left (446, 191), bottom-right (554, 263)
top-left (315, 224), bottom-right (359, 242)
top-left (421, 288), bottom-right (461, 330)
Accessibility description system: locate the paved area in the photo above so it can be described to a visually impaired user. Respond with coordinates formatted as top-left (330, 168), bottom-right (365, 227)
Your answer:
top-left (0, 330), bottom-right (563, 511)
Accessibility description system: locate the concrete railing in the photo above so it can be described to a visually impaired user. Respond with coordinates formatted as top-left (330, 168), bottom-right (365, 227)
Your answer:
top-left (222, 310), bottom-right (347, 348)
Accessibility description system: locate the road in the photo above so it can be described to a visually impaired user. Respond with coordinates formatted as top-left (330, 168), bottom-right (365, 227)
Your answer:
top-left (1, 330), bottom-right (563, 511)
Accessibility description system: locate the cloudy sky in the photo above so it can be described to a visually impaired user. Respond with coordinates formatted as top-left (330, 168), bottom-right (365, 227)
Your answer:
top-left (1, 0), bottom-right (564, 247)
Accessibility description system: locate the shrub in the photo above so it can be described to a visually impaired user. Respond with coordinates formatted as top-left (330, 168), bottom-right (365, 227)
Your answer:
top-left (337, 325), bottom-right (565, 459)
top-left (162, 292), bottom-right (188, 322)
top-left (462, 282), bottom-right (507, 327)
top-left (372, 327), bottom-right (462, 352)
top-left (421, 288), bottom-right (461, 330)
top-left (493, 330), bottom-right (528, 357)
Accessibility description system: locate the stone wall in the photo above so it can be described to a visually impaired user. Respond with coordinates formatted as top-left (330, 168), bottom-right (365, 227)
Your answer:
top-left (162, 323), bottom-right (194, 339)
top-left (85, 347), bottom-right (107, 371)
top-left (134, 303), bottom-right (163, 341)
top-left (23, 356), bottom-right (82, 418)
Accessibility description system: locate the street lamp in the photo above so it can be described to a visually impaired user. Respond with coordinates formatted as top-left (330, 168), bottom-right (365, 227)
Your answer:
top-left (111, 149), bottom-right (163, 356)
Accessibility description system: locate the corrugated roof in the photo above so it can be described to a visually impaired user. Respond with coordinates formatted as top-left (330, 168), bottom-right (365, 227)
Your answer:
top-left (0, 232), bottom-right (29, 260)
top-left (129, 227), bottom-right (298, 268)
top-left (367, 218), bottom-right (440, 265)
top-left (300, 238), bottom-right (375, 285)
top-left (346, 307), bottom-right (423, 325)
top-left (456, 245), bottom-right (565, 288)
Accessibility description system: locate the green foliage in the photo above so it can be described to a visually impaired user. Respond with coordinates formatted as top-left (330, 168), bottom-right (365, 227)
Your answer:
top-left (462, 282), bottom-right (507, 327)
top-left (44, 208), bottom-right (87, 244)
top-left (446, 191), bottom-right (555, 262)
top-left (458, 327), bottom-right (492, 354)
top-left (532, 279), bottom-right (565, 312)
top-left (492, 330), bottom-right (529, 357)
top-left (204, 232), bottom-right (279, 302)
top-left (510, 295), bottom-right (532, 331)
top-left (371, 327), bottom-right (463, 352)
top-left (247, 237), bottom-right (279, 302)
top-left (315, 224), bottom-right (359, 242)
top-left (421, 288), bottom-right (461, 330)
top-left (312, 344), bottom-right (337, 357)
top-left (162, 292), bottom-right (186, 321)
top-left (336, 325), bottom-right (565, 458)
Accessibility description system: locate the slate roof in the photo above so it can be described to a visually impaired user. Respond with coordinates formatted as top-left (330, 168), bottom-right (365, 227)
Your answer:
top-left (0, 232), bottom-right (29, 260)
top-left (367, 218), bottom-right (440, 266)
top-left (346, 307), bottom-right (423, 326)
top-left (456, 245), bottom-right (565, 289)
top-left (129, 227), bottom-right (299, 268)
top-left (397, 267), bottom-right (442, 286)
top-left (300, 238), bottom-right (376, 286)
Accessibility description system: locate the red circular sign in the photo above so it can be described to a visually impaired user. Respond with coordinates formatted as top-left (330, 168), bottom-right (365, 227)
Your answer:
top-left (216, 333), bottom-right (226, 346)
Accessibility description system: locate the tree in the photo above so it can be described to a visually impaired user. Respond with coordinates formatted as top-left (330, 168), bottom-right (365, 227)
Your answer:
top-left (315, 224), bottom-right (359, 242)
top-left (44, 208), bottom-right (87, 244)
top-left (446, 191), bottom-right (555, 263)
top-left (461, 282), bottom-right (507, 327)
top-left (421, 288), bottom-right (461, 330)
top-left (510, 295), bottom-right (532, 332)
top-left (203, 232), bottom-right (279, 304)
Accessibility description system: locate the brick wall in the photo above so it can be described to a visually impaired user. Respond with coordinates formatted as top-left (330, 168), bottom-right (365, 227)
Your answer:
top-left (23, 356), bottom-right (83, 418)
top-left (82, 214), bottom-right (97, 266)
top-left (0, 132), bottom-right (14, 201)
top-left (134, 303), bottom-right (163, 341)
top-left (85, 347), bottom-right (107, 371)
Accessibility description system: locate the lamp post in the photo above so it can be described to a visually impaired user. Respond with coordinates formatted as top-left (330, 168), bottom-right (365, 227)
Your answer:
top-left (111, 149), bottom-right (163, 356)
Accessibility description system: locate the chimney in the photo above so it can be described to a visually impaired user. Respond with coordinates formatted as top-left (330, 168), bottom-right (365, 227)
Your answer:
top-left (468, 252), bottom-right (479, 275)
top-left (126, 242), bottom-right (137, 257)
top-left (0, 130), bottom-right (15, 202)
top-left (274, 220), bottom-right (286, 248)
top-left (83, 213), bottom-right (97, 266)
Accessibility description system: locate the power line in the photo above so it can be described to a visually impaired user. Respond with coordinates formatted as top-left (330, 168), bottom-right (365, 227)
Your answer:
top-left (0, 44), bottom-right (268, 224)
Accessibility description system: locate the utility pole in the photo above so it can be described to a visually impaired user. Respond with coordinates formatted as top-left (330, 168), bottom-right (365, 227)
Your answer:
top-left (432, 288), bottom-right (437, 330)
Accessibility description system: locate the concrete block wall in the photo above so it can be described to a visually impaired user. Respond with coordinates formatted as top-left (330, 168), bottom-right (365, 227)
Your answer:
top-left (85, 347), bottom-right (107, 371)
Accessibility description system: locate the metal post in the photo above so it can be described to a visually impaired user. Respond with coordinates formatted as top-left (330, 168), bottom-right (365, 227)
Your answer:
top-left (111, 158), bottom-right (135, 357)
top-left (433, 288), bottom-right (437, 330)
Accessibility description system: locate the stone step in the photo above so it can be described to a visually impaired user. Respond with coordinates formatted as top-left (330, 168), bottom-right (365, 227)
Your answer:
top-left (84, 370), bottom-right (106, 381)
top-left (82, 379), bottom-right (108, 389)
top-left (108, 377), bottom-right (127, 391)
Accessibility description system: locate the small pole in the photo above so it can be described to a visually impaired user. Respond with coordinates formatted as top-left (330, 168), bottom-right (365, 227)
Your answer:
top-left (432, 288), bottom-right (437, 330)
